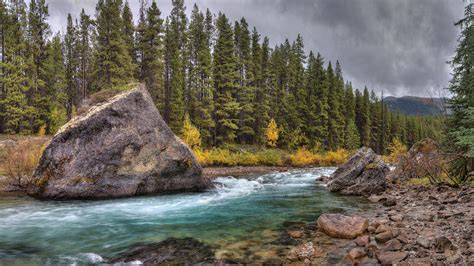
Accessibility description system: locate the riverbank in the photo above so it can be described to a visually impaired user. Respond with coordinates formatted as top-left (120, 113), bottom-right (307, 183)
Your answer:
top-left (279, 183), bottom-right (473, 265)
top-left (203, 166), bottom-right (292, 178)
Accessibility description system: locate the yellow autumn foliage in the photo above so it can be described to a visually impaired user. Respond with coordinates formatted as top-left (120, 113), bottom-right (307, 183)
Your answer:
top-left (265, 118), bottom-right (279, 147)
top-left (181, 114), bottom-right (201, 149)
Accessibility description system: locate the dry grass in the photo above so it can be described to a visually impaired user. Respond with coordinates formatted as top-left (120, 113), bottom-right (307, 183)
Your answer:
top-left (194, 148), bottom-right (285, 167)
top-left (0, 137), bottom-right (48, 189)
top-left (195, 147), bottom-right (350, 168)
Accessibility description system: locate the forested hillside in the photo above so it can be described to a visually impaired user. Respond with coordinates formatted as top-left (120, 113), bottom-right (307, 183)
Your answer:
top-left (0, 0), bottom-right (442, 154)
top-left (384, 96), bottom-right (448, 116)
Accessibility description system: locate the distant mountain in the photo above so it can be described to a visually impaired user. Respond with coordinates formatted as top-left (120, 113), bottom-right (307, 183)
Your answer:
top-left (384, 96), bottom-right (448, 116)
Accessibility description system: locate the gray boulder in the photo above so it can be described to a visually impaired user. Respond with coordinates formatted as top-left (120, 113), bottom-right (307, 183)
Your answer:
top-left (327, 147), bottom-right (389, 196)
top-left (28, 85), bottom-right (211, 200)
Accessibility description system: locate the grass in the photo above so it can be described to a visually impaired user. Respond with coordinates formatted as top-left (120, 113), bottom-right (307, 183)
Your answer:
top-left (194, 146), bottom-right (350, 167)
top-left (0, 137), bottom-right (48, 188)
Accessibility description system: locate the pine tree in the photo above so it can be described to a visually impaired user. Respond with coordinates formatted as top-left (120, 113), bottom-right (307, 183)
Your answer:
top-left (0, 0), bottom-right (7, 133)
top-left (446, 3), bottom-right (474, 181)
top-left (187, 4), bottom-right (214, 145)
top-left (77, 9), bottom-right (92, 101)
top-left (164, 0), bottom-right (187, 132)
top-left (234, 18), bottom-right (254, 144)
top-left (357, 87), bottom-right (371, 147)
top-left (121, 1), bottom-right (136, 67)
top-left (213, 12), bottom-right (240, 144)
top-left (369, 90), bottom-right (381, 153)
top-left (28, 0), bottom-right (51, 131)
top-left (141, 0), bottom-right (164, 106)
top-left (342, 83), bottom-right (360, 149)
top-left (43, 34), bottom-right (66, 133)
top-left (251, 28), bottom-right (269, 144)
top-left (93, 0), bottom-right (135, 90)
top-left (326, 61), bottom-right (344, 150)
top-left (64, 14), bottom-right (77, 120)
top-left (1, 0), bottom-right (33, 133)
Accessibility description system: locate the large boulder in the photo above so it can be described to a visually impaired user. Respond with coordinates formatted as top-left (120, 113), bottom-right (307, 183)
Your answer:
top-left (317, 213), bottom-right (368, 239)
top-left (28, 85), bottom-right (211, 199)
top-left (327, 147), bottom-right (389, 196)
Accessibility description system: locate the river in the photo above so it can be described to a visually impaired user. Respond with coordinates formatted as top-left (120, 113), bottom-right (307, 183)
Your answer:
top-left (0, 167), bottom-right (371, 264)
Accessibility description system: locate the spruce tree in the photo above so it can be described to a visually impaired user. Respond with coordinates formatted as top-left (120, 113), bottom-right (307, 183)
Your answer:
top-left (213, 13), bottom-right (240, 144)
top-left (142, 0), bottom-right (164, 107)
top-left (77, 9), bottom-right (92, 101)
top-left (64, 14), bottom-right (77, 120)
top-left (187, 4), bottom-right (214, 145)
top-left (121, 1), bottom-right (136, 67)
top-left (0, 0), bottom-right (7, 133)
top-left (326, 61), bottom-right (344, 150)
top-left (1, 0), bottom-right (32, 133)
top-left (43, 34), bottom-right (66, 133)
top-left (28, 0), bottom-right (51, 131)
top-left (164, 0), bottom-right (187, 132)
top-left (446, 3), bottom-right (474, 181)
top-left (251, 28), bottom-right (269, 144)
top-left (234, 18), bottom-right (254, 144)
top-left (93, 0), bottom-right (135, 90)
top-left (342, 83), bottom-right (360, 149)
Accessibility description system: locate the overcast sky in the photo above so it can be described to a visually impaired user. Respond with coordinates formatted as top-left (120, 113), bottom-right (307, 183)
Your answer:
top-left (41, 0), bottom-right (466, 97)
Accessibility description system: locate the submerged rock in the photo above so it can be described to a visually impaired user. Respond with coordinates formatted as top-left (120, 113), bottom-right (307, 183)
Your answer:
top-left (317, 213), bottom-right (368, 239)
top-left (327, 147), bottom-right (389, 196)
top-left (28, 85), bottom-right (211, 199)
top-left (107, 237), bottom-right (215, 265)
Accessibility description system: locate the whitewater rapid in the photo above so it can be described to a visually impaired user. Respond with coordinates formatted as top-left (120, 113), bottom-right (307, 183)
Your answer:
top-left (0, 167), bottom-right (372, 265)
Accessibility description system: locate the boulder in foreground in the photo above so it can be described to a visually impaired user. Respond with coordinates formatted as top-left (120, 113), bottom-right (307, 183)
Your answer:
top-left (28, 85), bottom-right (211, 199)
top-left (327, 147), bottom-right (389, 196)
top-left (107, 237), bottom-right (215, 265)
top-left (317, 213), bottom-right (368, 239)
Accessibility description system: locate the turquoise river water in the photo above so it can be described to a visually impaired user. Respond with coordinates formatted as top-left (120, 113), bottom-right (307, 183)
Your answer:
top-left (0, 167), bottom-right (372, 265)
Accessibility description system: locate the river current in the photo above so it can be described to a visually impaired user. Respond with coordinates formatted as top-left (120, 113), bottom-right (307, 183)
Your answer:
top-left (0, 167), bottom-right (371, 264)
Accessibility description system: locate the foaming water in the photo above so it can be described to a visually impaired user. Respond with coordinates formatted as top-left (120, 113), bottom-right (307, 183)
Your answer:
top-left (0, 167), bottom-right (370, 264)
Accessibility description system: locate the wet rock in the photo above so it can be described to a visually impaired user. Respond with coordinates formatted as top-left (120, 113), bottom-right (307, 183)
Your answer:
top-left (376, 251), bottom-right (408, 265)
top-left (287, 230), bottom-right (304, 238)
top-left (434, 236), bottom-right (454, 253)
top-left (384, 239), bottom-right (402, 251)
top-left (287, 242), bottom-right (315, 261)
top-left (375, 224), bottom-right (391, 234)
top-left (354, 235), bottom-right (369, 247)
top-left (368, 194), bottom-right (386, 203)
top-left (416, 237), bottom-right (431, 249)
top-left (390, 214), bottom-right (403, 222)
top-left (28, 85), bottom-right (211, 200)
top-left (317, 213), bottom-right (368, 239)
top-left (347, 247), bottom-right (367, 262)
top-left (107, 237), bottom-right (214, 265)
top-left (445, 249), bottom-right (462, 264)
top-left (375, 230), bottom-right (393, 243)
top-left (327, 147), bottom-right (389, 196)
top-left (382, 197), bottom-right (397, 207)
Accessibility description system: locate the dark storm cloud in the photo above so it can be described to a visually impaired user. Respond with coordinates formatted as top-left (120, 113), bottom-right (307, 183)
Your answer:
top-left (42, 0), bottom-right (466, 96)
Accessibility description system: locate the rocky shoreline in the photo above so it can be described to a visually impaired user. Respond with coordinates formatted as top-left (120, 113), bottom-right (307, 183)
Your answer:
top-left (278, 184), bottom-right (473, 265)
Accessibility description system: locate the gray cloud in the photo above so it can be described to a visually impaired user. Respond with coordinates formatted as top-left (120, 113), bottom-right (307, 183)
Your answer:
top-left (41, 0), bottom-right (466, 97)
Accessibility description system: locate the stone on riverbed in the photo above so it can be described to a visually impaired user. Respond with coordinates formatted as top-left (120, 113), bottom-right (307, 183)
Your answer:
top-left (28, 85), bottom-right (211, 200)
top-left (317, 213), bottom-right (368, 239)
top-left (327, 147), bottom-right (389, 196)
top-left (107, 237), bottom-right (215, 265)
